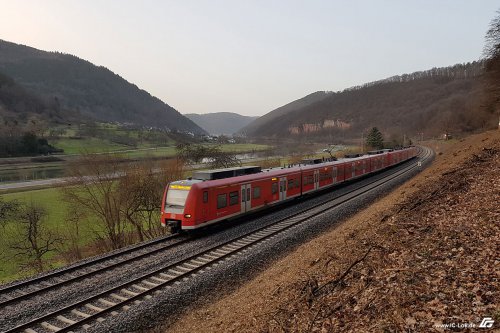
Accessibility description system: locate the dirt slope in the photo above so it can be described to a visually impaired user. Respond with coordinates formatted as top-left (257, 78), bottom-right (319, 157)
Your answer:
top-left (160, 131), bottom-right (499, 333)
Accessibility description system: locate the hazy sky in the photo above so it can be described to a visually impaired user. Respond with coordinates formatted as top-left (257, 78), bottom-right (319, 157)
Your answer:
top-left (0, 1), bottom-right (498, 116)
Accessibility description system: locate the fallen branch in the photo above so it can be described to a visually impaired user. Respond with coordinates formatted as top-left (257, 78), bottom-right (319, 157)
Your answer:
top-left (312, 246), bottom-right (372, 297)
top-left (442, 168), bottom-right (460, 176)
top-left (407, 189), bottom-right (439, 212)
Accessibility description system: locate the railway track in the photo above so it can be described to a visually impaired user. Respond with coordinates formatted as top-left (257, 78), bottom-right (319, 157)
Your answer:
top-left (3, 146), bottom-right (432, 333)
top-left (0, 233), bottom-right (190, 308)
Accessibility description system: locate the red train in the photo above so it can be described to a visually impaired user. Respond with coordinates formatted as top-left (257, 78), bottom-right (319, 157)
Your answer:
top-left (161, 147), bottom-right (417, 233)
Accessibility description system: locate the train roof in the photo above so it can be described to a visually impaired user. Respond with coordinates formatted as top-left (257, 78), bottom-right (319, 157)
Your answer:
top-left (192, 166), bottom-right (261, 180)
top-left (172, 147), bottom-right (415, 189)
top-left (194, 166), bottom-right (302, 189)
top-left (169, 178), bottom-right (204, 187)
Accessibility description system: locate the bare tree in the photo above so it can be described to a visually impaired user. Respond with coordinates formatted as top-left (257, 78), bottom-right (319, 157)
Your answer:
top-left (120, 157), bottom-right (186, 240)
top-left (61, 153), bottom-right (128, 250)
top-left (62, 153), bottom-right (187, 251)
top-left (0, 197), bottom-right (19, 228)
top-left (176, 143), bottom-right (241, 168)
top-left (208, 150), bottom-right (242, 168)
top-left (0, 196), bottom-right (19, 273)
top-left (60, 208), bottom-right (86, 262)
top-left (258, 157), bottom-right (281, 169)
top-left (10, 203), bottom-right (62, 273)
top-left (484, 9), bottom-right (500, 119)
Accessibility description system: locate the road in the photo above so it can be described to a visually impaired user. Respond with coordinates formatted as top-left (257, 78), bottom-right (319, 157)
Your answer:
top-left (0, 177), bottom-right (69, 191)
top-left (0, 156), bottom-right (274, 191)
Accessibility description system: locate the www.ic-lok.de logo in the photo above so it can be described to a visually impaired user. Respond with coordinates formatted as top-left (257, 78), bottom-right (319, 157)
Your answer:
top-left (479, 317), bottom-right (495, 328)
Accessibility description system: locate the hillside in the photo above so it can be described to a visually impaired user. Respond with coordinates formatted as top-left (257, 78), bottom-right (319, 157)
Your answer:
top-left (247, 62), bottom-right (497, 140)
top-left (162, 130), bottom-right (500, 333)
top-left (0, 71), bottom-right (65, 121)
top-left (0, 40), bottom-right (205, 133)
top-left (240, 91), bottom-right (332, 136)
top-left (185, 112), bottom-right (258, 135)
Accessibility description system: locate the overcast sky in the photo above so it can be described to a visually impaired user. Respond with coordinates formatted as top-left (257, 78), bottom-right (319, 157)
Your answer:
top-left (0, 1), bottom-right (498, 116)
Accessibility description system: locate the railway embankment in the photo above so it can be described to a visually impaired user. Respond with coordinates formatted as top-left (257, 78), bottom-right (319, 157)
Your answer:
top-left (162, 130), bottom-right (499, 333)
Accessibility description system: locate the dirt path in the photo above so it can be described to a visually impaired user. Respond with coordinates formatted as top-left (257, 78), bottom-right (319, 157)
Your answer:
top-left (156, 131), bottom-right (499, 333)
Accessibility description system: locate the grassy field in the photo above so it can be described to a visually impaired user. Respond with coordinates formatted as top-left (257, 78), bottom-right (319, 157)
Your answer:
top-left (52, 137), bottom-right (134, 155)
top-left (52, 136), bottom-right (270, 157)
top-left (0, 184), bottom-right (165, 283)
top-left (0, 187), bottom-right (103, 282)
top-left (220, 143), bottom-right (269, 152)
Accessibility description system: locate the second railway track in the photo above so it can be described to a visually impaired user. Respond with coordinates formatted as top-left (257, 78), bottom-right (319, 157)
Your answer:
top-left (2, 146), bottom-right (433, 333)
top-left (0, 233), bottom-right (191, 308)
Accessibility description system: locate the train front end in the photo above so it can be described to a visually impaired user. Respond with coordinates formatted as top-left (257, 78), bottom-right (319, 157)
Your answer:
top-left (161, 179), bottom-right (201, 233)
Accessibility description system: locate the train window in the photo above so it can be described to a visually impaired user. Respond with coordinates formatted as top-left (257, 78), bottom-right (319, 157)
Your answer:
top-left (320, 172), bottom-right (330, 181)
top-left (229, 191), bottom-right (239, 206)
top-left (253, 186), bottom-right (261, 199)
top-left (272, 182), bottom-right (278, 194)
top-left (203, 191), bottom-right (208, 203)
top-left (217, 193), bottom-right (227, 209)
top-left (166, 188), bottom-right (189, 207)
top-left (241, 189), bottom-right (246, 202)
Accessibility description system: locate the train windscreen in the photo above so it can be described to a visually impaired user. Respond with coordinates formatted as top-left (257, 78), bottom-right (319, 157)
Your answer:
top-left (165, 188), bottom-right (190, 208)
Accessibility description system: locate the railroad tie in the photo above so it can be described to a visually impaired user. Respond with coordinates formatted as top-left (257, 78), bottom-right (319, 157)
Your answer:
top-left (71, 309), bottom-right (91, 318)
top-left (56, 315), bottom-right (77, 325)
top-left (40, 321), bottom-right (61, 332)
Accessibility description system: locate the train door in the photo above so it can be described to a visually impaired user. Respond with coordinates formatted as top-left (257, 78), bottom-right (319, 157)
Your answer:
top-left (332, 166), bottom-right (338, 183)
top-left (279, 177), bottom-right (287, 201)
top-left (351, 163), bottom-right (355, 178)
top-left (314, 170), bottom-right (319, 190)
top-left (202, 190), bottom-right (209, 220)
top-left (240, 184), bottom-right (252, 213)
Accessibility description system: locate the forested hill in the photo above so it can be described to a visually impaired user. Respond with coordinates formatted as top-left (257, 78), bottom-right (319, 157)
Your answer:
top-left (0, 39), bottom-right (205, 133)
top-left (246, 62), bottom-right (496, 140)
top-left (185, 112), bottom-right (258, 135)
top-left (240, 91), bottom-right (333, 136)
top-left (0, 71), bottom-right (63, 121)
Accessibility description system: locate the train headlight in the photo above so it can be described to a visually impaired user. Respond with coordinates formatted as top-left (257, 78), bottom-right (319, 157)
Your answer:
top-left (184, 214), bottom-right (192, 218)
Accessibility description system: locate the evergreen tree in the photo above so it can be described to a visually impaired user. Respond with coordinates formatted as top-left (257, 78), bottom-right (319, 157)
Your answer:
top-left (366, 127), bottom-right (384, 149)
